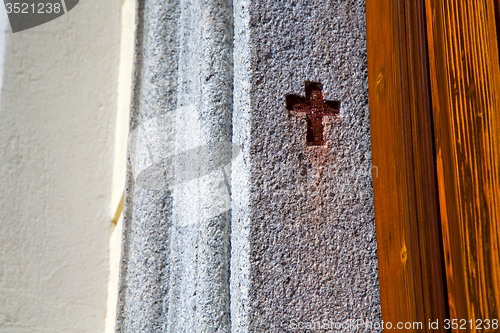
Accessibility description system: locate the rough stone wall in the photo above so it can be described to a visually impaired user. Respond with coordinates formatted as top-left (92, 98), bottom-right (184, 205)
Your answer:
top-left (235, 0), bottom-right (381, 330)
top-left (116, 1), bottom-right (179, 331)
top-left (117, 0), bottom-right (381, 332)
top-left (117, 0), bottom-right (233, 331)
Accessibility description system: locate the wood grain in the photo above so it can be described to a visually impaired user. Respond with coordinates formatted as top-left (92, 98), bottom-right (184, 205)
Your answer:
top-left (425, 0), bottom-right (500, 330)
top-left (366, 0), bottom-right (448, 330)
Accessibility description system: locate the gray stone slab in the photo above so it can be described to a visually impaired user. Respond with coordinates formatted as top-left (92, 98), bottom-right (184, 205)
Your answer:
top-left (117, 0), bottom-right (233, 331)
top-left (231, 0), bottom-right (381, 331)
top-left (116, 0), bottom-right (180, 331)
top-left (118, 0), bottom-right (381, 332)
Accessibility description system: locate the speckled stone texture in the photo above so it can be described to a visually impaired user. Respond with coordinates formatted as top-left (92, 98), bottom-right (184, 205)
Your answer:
top-left (231, 0), bottom-right (381, 331)
top-left (116, 0), bottom-right (179, 331)
top-left (118, 0), bottom-right (381, 332)
top-left (117, 0), bottom-right (233, 332)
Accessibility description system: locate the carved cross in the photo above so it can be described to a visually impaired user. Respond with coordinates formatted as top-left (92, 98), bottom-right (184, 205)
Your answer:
top-left (286, 82), bottom-right (339, 146)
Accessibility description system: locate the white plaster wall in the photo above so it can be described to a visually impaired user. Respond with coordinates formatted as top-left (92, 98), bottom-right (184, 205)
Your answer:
top-left (105, 0), bottom-right (136, 331)
top-left (0, 1), bottom-right (122, 332)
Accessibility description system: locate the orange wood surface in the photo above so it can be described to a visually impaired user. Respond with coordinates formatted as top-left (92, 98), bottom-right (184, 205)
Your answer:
top-left (366, 0), bottom-right (448, 330)
top-left (425, 0), bottom-right (500, 330)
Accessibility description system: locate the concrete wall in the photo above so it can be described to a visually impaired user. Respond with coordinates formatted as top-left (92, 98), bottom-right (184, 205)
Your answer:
top-left (0, 1), bottom-right (123, 332)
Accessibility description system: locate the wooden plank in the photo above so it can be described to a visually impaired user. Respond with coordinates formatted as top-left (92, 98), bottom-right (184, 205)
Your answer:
top-left (425, 0), bottom-right (500, 329)
top-left (366, 0), bottom-right (448, 329)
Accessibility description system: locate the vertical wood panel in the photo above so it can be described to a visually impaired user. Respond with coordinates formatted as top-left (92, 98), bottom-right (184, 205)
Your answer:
top-left (366, 0), bottom-right (448, 329)
top-left (425, 0), bottom-right (500, 329)
top-left (367, 0), bottom-right (416, 322)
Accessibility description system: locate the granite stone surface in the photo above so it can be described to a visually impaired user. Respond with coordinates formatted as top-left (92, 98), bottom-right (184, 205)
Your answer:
top-left (117, 0), bottom-right (233, 331)
top-left (116, 0), bottom-right (180, 331)
top-left (118, 0), bottom-right (381, 332)
top-left (231, 0), bottom-right (381, 331)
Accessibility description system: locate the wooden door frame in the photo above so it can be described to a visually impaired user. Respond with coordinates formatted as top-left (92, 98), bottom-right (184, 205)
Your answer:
top-left (367, 0), bottom-right (500, 330)
top-left (366, 0), bottom-right (448, 329)
top-left (425, 0), bottom-right (500, 326)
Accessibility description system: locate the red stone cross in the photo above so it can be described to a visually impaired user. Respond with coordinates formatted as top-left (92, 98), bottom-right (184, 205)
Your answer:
top-left (286, 82), bottom-right (339, 146)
